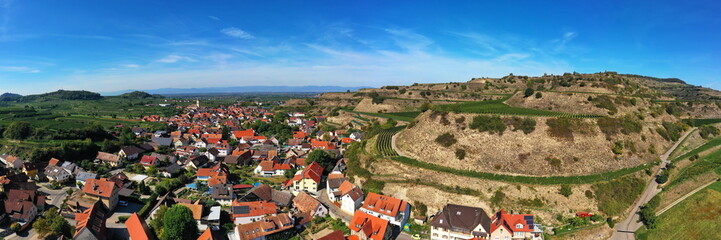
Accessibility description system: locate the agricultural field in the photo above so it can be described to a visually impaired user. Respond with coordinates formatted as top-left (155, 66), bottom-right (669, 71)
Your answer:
top-left (682, 118), bottom-right (721, 126)
top-left (375, 126), bottom-right (404, 157)
top-left (635, 182), bottom-right (721, 240)
top-left (668, 147), bottom-right (721, 188)
top-left (432, 98), bottom-right (601, 118)
top-left (345, 110), bottom-right (419, 122)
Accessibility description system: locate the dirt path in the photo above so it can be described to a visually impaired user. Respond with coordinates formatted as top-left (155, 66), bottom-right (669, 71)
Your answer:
top-left (656, 180), bottom-right (717, 216)
top-left (610, 128), bottom-right (695, 240)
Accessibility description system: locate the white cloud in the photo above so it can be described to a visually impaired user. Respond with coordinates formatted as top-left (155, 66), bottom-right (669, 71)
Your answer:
top-left (0, 65), bottom-right (39, 73)
top-left (221, 27), bottom-right (254, 39)
top-left (122, 64), bottom-right (140, 68)
top-left (208, 16), bottom-right (221, 21)
top-left (157, 55), bottom-right (196, 63)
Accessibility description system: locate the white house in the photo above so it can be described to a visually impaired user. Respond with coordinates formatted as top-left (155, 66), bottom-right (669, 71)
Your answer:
top-left (0, 154), bottom-right (24, 169)
top-left (338, 181), bottom-right (364, 214)
top-left (360, 192), bottom-right (411, 227)
top-left (44, 165), bottom-right (72, 183)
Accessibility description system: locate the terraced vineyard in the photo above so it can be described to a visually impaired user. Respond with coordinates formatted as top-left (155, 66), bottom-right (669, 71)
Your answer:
top-left (433, 98), bottom-right (601, 118)
top-left (375, 126), bottom-right (405, 157)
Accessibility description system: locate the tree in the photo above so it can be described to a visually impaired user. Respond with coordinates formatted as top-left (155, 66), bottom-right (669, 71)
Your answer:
top-left (559, 185), bottom-right (573, 197)
top-left (306, 149), bottom-right (335, 172)
top-left (33, 209), bottom-right (72, 238)
top-left (535, 92), bottom-right (543, 99)
top-left (10, 222), bottom-right (21, 232)
top-left (4, 121), bottom-right (32, 140)
top-left (523, 88), bottom-right (535, 98)
top-left (162, 205), bottom-right (198, 240)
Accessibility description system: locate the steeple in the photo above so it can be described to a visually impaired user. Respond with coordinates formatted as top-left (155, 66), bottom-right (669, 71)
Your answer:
top-left (196, 99), bottom-right (200, 108)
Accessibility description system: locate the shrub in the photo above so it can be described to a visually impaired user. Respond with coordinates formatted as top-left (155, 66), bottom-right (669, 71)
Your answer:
top-left (509, 117), bottom-right (536, 134)
top-left (591, 95), bottom-right (618, 115)
top-left (612, 141), bottom-right (624, 155)
top-left (118, 216), bottom-right (130, 222)
top-left (593, 176), bottom-right (645, 215)
top-left (597, 116), bottom-right (643, 137)
top-left (585, 190), bottom-right (594, 199)
top-left (10, 222), bottom-right (21, 232)
top-left (435, 133), bottom-right (457, 147)
top-left (470, 115), bottom-right (506, 135)
top-left (559, 185), bottom-right (573, 197)
top-left (524, 88), bottom-right (535, 98)
top-left (535, 92), bottom-right (542, 98)
top-left (490, 190), bottom-right (506, 207)
top-left (546, 118), bottom-right (591, 141)
top-left (455, 149), bottom-right (466, 160)
top-left (546, 157), bottom-right (562, 169)
top-left (607, 217), bottom-right (615, 228)
top-left (655, 171), bottom-right (669, 184)
top-left (699, 125), bottom-right (720, 139)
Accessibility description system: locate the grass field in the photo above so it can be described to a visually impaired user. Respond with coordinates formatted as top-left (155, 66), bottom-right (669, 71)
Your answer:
top-left (671, 136), bottom-right (721, 163)
top-left (432, 98), bottom-right (601, 118)
top-left (345, 110), bottom-right (419, 122)
top-left (668, 148), bottom-right (721, 188)
top-left (682, 118), bottom-right (721, 127)
top-left (635, 182), bottom-right (721, 240)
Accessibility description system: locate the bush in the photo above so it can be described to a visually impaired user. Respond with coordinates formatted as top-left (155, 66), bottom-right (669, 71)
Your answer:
top-left (10, 222), bottom-right (21, 232)
top-left (607, 217), bottom-right (615, 228)
top-left (597, 116), bottom-right (643, 137)
top-left (593, 176), bottom-right (645, 215)
top-left (655, 171), bottom-right (669, 184)
top-left (435, 133), bottom-right (457, 147)
top-left (509, 117), bottom-right (536, 134)
top-left (699, 125), bottom-right (720, 139)
top-left (118, 216), bottom-right (130, 222)
top-left (559, 185), bottom-right (573, 197)
top-left (546, 118), bottom-right (591, 141)
top-left (455, 149), bottom-right (466, 160)
top-left (585, 190), bottom-right (594, 199)
top-left (470, 115), bottom-right (506, 135)
top-left (535, 92), bottom-right (542, 98)
top-left (490, 190), bottom-right (506, 207)
top-left (524, 88), bottom-right (535, 98)
top-left (612, 141), bottom-right (624, 155)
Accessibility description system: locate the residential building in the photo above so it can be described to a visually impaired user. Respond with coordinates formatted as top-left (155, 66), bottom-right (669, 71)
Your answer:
top-left (359, 193), bottom-right (411, 227)
top-left (126, 212), bottom-right (156, 240)
top-left (239, 184), bottom-right (293, 207)
top-left (0, 154), bottom-right (24, 169)
top-left (285, 161), bottom-right (323, 193)
top-left (349, 210), bottom-right (393, 240)
top-left (253, 160), bottom-right (291, 177)
top-left (337, 181), bottom-right (364, 214)
top-left (140, 155), bottom-right (159, 167)
top-left (211, 183), bottom-right (234, 206)
top-left (82, 178), bottom-right (119, 210)
top-left (179, 202), bottom-right (204, 231)
top-left (231, 214), bottom-right (294, 240)
top-left (4, 189), bottom-right (43, 224)
top-left (119, 146), bottom-right (146, 160)
top-left (292, 191), bottom-right (328, 218)
top-left (430, 204), bottom-right (492, 240)
top-left (489, 210), bottom-right (543, 240)
top-left (45, 165), bottom-right (72, 183)
top-left (231, 200), bottom-right (278, 225)
top-left (74, 200), bottom-right (108, 240)
top-left (95, 152), bottom-right (122, 167)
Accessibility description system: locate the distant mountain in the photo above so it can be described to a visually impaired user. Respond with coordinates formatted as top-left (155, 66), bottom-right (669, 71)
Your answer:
top-left (119, 91), bottom-right (163, 99)
top-left (21, 90), bottom-right (102, 101)
top-left (0, 92), bottom-right (22, 101)
top-left (102, 85), bottom-right (373, 96)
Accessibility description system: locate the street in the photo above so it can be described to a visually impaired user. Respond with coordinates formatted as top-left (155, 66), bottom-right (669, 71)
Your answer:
top-left (610, 128), bottom-right (694, 240)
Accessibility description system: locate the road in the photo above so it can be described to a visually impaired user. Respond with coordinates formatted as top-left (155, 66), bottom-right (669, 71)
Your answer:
top-left (610, 128), bottom-right (694, 240)
top-left (655, 180), bottom-right (717, 216)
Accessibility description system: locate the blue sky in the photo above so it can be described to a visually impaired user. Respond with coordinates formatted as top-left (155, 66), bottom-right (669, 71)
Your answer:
top-left (0, 0), bottom-right (719, 94)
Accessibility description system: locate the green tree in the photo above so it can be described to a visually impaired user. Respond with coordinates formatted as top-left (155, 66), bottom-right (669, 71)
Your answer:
top-left (4, 121), bottom-right (32, 140)
top-left (523, 88), bottom-right (535, 98)
top-left (10, 222), bottom-right (21, 232)
top-left (535, 92), bottom-right (543, 99)
top-left (306, 149), bottom-right (335, 172)
top-left (33, 209), bottom-right (72, 238)
top-left (162, 205), bottom-right (198, 240)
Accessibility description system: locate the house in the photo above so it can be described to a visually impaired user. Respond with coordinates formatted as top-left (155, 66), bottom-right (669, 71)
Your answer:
top-left (74, 200), bottom-right (108, 240)
top-left (178, 202), bottom-right (204, 231)
top-left (318, 230), bottom-right (348, 240)
top-left (119, 146), bottom-right (146, 160)
top-left (4, 189), bottom-right (44, 224)
top-left (231, 213), bottom-right (294, 240)
top-left (292, 191), bottom-right (328, 218)
top-left (430, 204), bottom-right (491, 240)
top-left (184, 155), bottom-right (210, 169)
top-left (82, 178), bottom-right (120, 210)
top-left (350, 132), bottom-right (364, 141)
top-left (205, 148), bottom-right (221, 162)
top-left (360, 193), bottom-right (411, 228)
top-left (126, 212), bottom-right (156, 240)
top-left (326, 174), bottom-right (347, 200)
top-left (210, 184), bottom-right (234, 206)
top-left (231, 200), bottom-right (278, 224)
top-left (349, 210), bottom-right (393, 240)
top-left (232, 129), bottom-right (256, 140)
top-left (198, 228), bottom-right (220, 240)
top-left (151, 153), bottom-right (177, 164)
top-left (150, 137), bottom-right (173, 148)
top-left (75, 171), bottom-right (98, 186)
top-left (489, 210), bottom-right (544, 240)
top-left (95, 152), bottom-right (122, 167)
top-left (337, 181), bottom-right (364, 214)
top-left (239, 184), bottom-right (293, 207)
top-left (175, 146), bottom-right (200, 157)
top-left (196, 163), bottom-right (229, 188)
top-left (45, 165), bottom-right (72, 183)
top-left (0, 154), bottom-right (24, 169)
top-left (21, 162), bottom-right (38, 179)
top-left (225, 150), bottom-right (253, 165)
top-left (140, 155), bottom-right (159, 167)
top-left (285, 161), bottom-right (323, 193)
top-left (253, 161), bottom-right (291, 177)
top-left (159, 163), bottom-right (183, 178)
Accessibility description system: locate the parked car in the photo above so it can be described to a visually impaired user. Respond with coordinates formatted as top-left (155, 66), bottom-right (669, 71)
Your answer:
top-left (119, 200), bottom-right (128, 207)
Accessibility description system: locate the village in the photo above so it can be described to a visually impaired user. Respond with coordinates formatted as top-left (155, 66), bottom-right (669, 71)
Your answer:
top-left (0, 100), bottom-right (545, 240)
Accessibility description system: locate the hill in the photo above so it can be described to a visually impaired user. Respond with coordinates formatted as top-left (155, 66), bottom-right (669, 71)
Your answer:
top-left (20, 90), bottom-right (103, 101)
top-left (119, 91), bottom-right (162, 99)
top-left (0, 93), bottom-right (22, 101)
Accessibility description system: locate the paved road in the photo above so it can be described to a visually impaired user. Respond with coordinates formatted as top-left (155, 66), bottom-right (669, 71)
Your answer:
top-left (38, 185), bottom-right (74, 209)
top-left (610, 129), bottom-right (694, 240)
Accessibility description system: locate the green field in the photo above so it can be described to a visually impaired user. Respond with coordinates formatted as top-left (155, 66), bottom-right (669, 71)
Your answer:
top-left (432, 98), bottom-right (601, 118)
top-left (671, 136), bottom-right (721, 163)
top-left (375, 126), bottom-right (404, 157)
top-left (635, 182), bottom-right (721, 240)
top-left (682, 118), bottom-right (721, 127)
top-left (668, 147), bottom-right (721, 188)
top-left (345, 110), bottom-right (419, 122)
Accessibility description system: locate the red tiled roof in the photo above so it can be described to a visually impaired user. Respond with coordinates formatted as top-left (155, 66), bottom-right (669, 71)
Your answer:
top-left (83, 178), bottom-right (117, 198)
top-left (231, 200), bottom-right (277, 218)
top-left (140, 155), bottom-right (158, 166)
top-left (490, 209), bottom-right (535, 234)
top-left (349, 210), bottom-right (389, 240)
top-left (285, 161), bottom-right (323, 187)
top-left (126, 213), bottom-right (155, 240)
top-left (178, 203), bottom-right (203, 220)
top-left (361, 192), bottom-right (409, 218)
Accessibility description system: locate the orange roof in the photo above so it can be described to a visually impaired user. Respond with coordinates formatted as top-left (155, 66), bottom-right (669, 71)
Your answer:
top-left (349, 210), bottom-right (389, 240)
top-left (491, 209), bottom-right (535, 233)
top-left (231, 200), bottom-right (277, 218)
top-left (82, 178), bottom-right (117, 198)
top-left (178, 203), bottom-right (203, 220)
top-left (361, 192), bottom-right (409, 218)
top-left (311, 139), bottom-right (336, 149)
top-left (293, 132), bottom-right (308, 139)
top-left (234, 214), bottom-right (293, 240)
top-left (126, 213), bottom-right (155, 240)
top-left (285, 161), bottom-right (323, 187)
top-left (259, 161), bottom-right (292, 172)
top-left (197, 228), bottom-right (214, 240)
top-left (342, 138), bottom-right (355, 143)
top-left (233, 129), bottom-right (256, 139)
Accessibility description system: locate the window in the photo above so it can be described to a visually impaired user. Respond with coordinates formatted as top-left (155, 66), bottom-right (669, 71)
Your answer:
top-left (516, 224), bottom-right (523, 229)
top-left (456, 211), bottom-right (461, 215)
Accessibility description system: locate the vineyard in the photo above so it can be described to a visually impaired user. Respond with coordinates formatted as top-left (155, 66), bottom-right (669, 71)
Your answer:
top-left (433, 98), bottom-right (601, 118)
top-left (345, 110), bottom-right (417, 122)
top-left (682, 118), bottom-right (721, 127)
top-left (375, 126), bottom-right (405, 157)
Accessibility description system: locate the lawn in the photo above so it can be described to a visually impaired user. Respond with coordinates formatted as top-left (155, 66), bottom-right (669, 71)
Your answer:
top-left (635, 182), bottom-right (721, 240)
